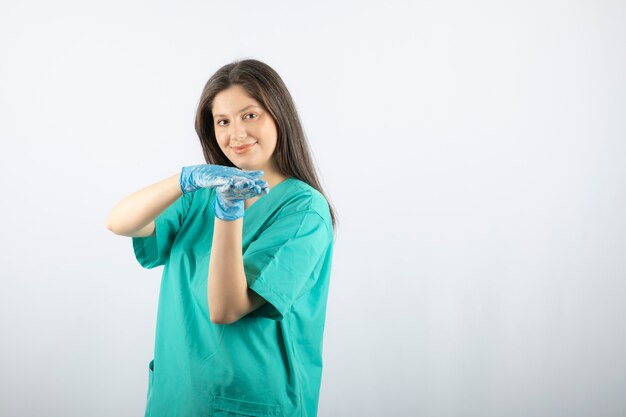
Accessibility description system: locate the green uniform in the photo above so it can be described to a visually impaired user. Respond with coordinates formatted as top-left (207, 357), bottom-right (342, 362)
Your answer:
top-left (132, 177), bottom-right (334, 417)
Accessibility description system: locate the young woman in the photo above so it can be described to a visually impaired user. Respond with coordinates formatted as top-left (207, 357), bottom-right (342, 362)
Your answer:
top-left (106, 59), bottom-right (337, 417)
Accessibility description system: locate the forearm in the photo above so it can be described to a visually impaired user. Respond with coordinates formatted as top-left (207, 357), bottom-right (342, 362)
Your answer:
top-left (208, 217), bottom-right (248, 323)
top-left (106, 173), bottom-right (182, 235)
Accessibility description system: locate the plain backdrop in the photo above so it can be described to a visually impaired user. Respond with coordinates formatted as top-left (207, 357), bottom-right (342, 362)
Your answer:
top-left (1, 1), bottom-right (625, 416)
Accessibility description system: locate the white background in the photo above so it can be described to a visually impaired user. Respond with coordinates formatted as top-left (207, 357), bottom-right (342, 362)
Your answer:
top-left (1, 1), bottom-right (625, 416)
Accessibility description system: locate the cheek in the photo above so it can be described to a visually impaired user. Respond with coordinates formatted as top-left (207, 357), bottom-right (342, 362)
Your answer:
top-left (216, 134), bottom-right (228, 148)
top-left (259, 125), bottom-right (278, 147)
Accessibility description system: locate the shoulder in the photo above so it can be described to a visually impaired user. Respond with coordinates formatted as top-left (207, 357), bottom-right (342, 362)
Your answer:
top-left (276, 178), bottom-right (332, 233)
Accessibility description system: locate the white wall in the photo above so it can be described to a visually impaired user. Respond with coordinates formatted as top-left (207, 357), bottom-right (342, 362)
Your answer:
top-left (0, 1), bottom-right (625, 416)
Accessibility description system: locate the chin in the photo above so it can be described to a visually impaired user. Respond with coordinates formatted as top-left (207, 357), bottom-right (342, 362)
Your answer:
top-left (236, 163), bottom-right (257, 171)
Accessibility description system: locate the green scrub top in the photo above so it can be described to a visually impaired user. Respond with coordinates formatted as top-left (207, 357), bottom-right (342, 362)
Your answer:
top-left (131, 177), bottom-right (334, 417)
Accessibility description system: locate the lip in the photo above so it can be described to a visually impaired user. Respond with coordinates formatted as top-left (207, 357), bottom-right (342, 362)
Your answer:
top-left (232, 142), bottom-right (257, 154)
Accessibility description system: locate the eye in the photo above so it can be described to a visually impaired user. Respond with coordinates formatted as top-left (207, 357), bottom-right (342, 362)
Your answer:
top-left (216, 113), bottom-right (257, 127)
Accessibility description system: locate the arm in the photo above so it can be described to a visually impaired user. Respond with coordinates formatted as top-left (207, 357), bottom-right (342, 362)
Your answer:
top-left (208, 217), bottom-right (268, 324)
top-left (106, 173), bottom-right (182, 237)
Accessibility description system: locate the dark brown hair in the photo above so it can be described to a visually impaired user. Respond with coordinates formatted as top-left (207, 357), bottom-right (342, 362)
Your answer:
top-left (194, 58), bottom-right (338, 236)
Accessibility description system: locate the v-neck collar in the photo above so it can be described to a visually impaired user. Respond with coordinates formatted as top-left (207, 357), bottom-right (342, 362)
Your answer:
top-left (244, 177), bottom-right (296, 214)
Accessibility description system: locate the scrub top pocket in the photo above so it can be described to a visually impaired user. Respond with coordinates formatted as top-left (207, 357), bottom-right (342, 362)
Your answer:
top-left (146, 359), bottom-right (155, 414)
top-left (148, 360), bottom-right (154, 391)
top-left (212, 395), bottom-right (282, 417)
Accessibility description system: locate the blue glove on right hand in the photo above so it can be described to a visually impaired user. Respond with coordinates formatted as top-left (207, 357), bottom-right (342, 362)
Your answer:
top-left (213, 176), bottom-right (270, 221)
top-left (179, 164), bottom-right (264, 194)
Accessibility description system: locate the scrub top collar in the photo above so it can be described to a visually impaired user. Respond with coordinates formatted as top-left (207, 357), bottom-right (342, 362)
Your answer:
top-left (243, 176), bottom-right (296, 217)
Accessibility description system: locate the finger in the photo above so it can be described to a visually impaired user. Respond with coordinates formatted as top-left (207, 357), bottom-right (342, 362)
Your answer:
top-left (201, 177), bottom-right (231, 188)
top-left (231, 177), bottom-right (252, 190)
top-left (216, 184), bottom-right (229, 193)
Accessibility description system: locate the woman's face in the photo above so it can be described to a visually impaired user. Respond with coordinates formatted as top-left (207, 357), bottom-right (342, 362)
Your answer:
top-left (212, 85), bottom-right (279, 173)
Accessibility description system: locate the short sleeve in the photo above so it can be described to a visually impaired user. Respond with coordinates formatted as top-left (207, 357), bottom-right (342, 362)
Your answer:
top-left (243, 210), bottom-right (331, 321)
top-left (132, 191), bottom-right (194, 269)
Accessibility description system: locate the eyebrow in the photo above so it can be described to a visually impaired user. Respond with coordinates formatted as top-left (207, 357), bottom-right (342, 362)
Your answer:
top-left (213, 104), bottom-right (261, 118)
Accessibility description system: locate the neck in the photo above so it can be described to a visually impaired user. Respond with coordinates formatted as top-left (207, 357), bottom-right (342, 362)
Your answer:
top-left (244, 170), bottom-right (289, 210)
top-left (262, 171), bottom-right (288, 189)
top-left (257, 159), bottom-right (288, 189)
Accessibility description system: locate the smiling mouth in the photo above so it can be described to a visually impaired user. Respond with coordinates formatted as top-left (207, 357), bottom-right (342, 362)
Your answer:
top-left (232, 142), bottom-right (257, 151)
top-left (232, 142), bottom-right (257, 154)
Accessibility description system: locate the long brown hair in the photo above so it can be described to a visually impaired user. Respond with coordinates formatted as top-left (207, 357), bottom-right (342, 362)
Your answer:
top-left (194, 58), bottom-right (338, 237)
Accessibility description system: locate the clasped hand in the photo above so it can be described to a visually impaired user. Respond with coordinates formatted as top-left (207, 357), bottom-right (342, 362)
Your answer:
top-left (180, 164), bottom-right (269, 221)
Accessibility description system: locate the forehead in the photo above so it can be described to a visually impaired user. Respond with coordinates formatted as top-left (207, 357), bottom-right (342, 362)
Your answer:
top-left (212, 85), bottom-right (261, 116)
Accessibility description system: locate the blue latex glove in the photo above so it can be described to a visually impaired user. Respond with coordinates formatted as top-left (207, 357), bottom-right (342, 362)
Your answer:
top-left (179, 164), bottom-right (264, 194)
top-left (214, 176), bottom-right (270, 221)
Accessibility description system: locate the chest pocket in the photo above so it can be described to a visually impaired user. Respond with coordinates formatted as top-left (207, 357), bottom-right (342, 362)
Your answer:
top-left (212, 395), bottom-right (282, 417)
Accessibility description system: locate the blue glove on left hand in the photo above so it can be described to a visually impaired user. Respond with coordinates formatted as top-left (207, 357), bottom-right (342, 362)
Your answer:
top-left (213, 176), bottom-right (270, 221)
top-left (179, 164), bottom-right (264, 194)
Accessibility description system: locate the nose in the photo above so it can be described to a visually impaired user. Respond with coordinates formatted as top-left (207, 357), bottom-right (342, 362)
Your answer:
top-left (229, 119), bottom-right (247, 142)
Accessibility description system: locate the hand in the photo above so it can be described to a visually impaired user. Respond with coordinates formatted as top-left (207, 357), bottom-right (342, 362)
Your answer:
top-left (213, 176), bottom-right (270, 221)
top-left (179, 164), bottom-right (264, 194)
